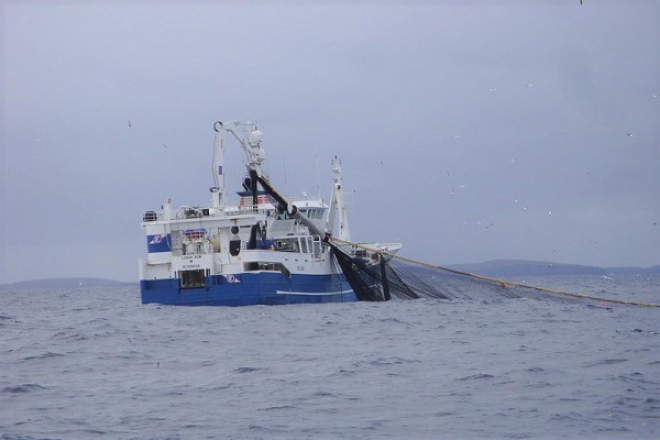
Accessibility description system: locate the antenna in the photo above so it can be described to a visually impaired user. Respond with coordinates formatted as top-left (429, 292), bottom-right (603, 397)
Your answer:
top-left (316, 154), bottom-right (321, 199)
top-left (282, 153), bottom-right (288, 197)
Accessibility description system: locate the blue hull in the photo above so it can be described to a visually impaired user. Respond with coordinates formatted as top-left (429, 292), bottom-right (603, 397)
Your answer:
top-left (140, 272), bottom-right (356, 306)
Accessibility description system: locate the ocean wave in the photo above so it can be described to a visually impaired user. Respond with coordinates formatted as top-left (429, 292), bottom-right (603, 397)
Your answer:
top-left (1, 282), bottom-right (658, 439)
top-left (1, 384), bottom-right (47, 394)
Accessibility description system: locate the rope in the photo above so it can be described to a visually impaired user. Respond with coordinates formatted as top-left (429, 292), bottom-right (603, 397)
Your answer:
top-left (329, 238), bottom-right (660, 308)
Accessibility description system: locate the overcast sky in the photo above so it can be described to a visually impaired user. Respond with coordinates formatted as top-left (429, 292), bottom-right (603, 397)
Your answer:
top-left (1, 1), bottom-right (659, 283)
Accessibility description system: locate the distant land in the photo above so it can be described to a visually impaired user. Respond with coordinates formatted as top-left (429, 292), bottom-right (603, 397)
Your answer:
top-left (1, 260), bottom-right (659, 289)
top-left (447, 260), bottom-right (660, 278)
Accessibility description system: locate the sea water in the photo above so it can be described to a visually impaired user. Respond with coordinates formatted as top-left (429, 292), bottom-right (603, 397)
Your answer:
top-left (1, 275), bottom-right (658, 439)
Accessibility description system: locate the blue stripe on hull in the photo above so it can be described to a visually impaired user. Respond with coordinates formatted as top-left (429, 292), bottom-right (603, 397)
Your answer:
top-left (140, 272), bottom-right (356, 307)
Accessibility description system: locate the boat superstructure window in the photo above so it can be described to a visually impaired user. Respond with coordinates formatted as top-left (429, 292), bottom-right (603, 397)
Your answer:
top-left (296, 208), bottom-right (324, 219)
top-left (311, 236), bottom-right (322, 257)
top-left (273, 236), bottom-right (324, 256)
top-left (170, 229), bottom-right (211, 256)
top-left (307, 208), bottom-right (324, 219)
top-left (275, 238), bottom-right (299, 252)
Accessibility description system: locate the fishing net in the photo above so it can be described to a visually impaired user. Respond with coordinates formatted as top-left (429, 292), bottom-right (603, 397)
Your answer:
top-left (251, 170), bottom-right (656, 309)
top-left (329, 240), bottom-right (660, 308)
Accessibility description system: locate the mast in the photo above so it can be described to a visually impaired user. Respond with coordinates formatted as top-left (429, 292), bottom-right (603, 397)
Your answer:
top-left (211, 122), bottom-right (225, 208)
top-left (214, 120), bottom-right (329, 240)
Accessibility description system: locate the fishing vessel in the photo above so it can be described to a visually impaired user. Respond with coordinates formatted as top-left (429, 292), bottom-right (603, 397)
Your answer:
top-left (139, 120), bottom-right (400, 306)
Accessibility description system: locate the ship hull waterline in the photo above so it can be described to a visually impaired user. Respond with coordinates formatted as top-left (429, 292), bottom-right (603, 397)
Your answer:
top-left (140, 272), bottom-right (356, 307)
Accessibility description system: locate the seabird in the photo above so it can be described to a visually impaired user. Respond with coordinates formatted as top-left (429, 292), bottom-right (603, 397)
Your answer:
top-left (128, 120), bottom-right (132, 128)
